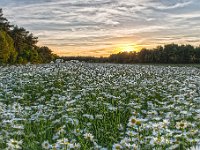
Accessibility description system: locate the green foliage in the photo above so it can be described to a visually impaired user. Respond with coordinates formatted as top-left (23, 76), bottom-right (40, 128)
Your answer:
top-left (16, 56), bottom-right (24, 64)
top-left (0, 30), bottom-right (17, 64)
top-left (0, 8), bottom-right (55, 65)
top-left (37, 46), bottom-right (54, 63)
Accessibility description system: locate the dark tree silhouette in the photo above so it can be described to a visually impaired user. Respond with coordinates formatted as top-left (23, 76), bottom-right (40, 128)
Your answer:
top-left (61, 44), bottom-right (200, 64)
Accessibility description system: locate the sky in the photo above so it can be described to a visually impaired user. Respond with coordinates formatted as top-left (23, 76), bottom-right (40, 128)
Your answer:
top-left (1, 0), bottom-right (200, 56)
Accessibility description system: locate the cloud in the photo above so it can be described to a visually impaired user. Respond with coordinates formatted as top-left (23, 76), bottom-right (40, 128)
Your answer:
top-left (1, 0), bottom-right (200, 56)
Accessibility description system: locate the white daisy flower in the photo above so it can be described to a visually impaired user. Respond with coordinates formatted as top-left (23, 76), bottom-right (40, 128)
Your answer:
top-left (42, 140), bottom-right (51, 150)
top-left (83, 133), bottom-right (94, 141)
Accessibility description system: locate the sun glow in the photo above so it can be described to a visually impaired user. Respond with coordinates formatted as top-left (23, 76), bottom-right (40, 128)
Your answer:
top-left (118, 45), bottom-right (136, 52)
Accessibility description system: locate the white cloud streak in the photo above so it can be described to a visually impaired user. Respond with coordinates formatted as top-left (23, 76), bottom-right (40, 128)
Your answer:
top-left (1, 0), bottom-right (200, 56)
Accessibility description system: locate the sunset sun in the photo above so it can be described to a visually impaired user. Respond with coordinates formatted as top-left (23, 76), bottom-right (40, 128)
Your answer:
top-left (119, 45), bottom-right (136, 52)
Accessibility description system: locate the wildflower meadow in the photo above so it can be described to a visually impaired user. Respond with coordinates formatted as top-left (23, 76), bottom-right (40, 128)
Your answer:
top-left (0, 61), bottom-right (199, 150)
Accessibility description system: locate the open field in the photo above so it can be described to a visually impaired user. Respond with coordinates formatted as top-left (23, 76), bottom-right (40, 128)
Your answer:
top-left (0, 62), bottom-right (199, 150)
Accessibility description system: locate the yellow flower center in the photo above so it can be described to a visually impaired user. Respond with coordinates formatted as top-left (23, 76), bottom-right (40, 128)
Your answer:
top-left (136, 120), bottom-right (141, 126)
top-left (12, 141), bottom-right (17, 145)
top-left (116, 145), bottom-right (121, 149)
top-left (180, 123), bottom-right (185, 128)
top-left (131, 119), bottom-right (136, 124)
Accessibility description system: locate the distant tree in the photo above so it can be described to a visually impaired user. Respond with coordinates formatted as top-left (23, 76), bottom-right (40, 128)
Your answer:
top-left (0, 9), bottom-right (12, 32)
top-left (9, 25), bottom-right (53, 64)
top-left (30, 49), bottom-right (41, 63)
top-left (37, 46), bottom-right (53, 63)
top-left (137, 48), bottom-right (148, 63)
top-left (163, 44), bottom-right (179, 63)
top-left (152, 46), bottom-right (163, 63)
top-left (10, 26), bottom-right (37, 51)
top-left (0, 30), bottom-right (17, 64)
top-left (194, 46), bottom-right (200, 63)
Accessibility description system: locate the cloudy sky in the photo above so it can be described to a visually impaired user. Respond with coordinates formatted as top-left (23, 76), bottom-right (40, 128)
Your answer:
top-left (1, 0), bottom-right (200, 56)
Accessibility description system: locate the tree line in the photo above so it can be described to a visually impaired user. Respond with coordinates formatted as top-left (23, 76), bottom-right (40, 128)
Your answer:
top-left (109, 44), bottom-right (200, 63)
top-left (61, 44), bottom-right (200, 64)
top-left (0, 9), bottom-right (56, 64)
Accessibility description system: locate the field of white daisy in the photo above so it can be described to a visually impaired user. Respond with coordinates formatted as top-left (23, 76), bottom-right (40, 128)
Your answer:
top-left (0, 61), bottom-right (199, 150)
